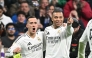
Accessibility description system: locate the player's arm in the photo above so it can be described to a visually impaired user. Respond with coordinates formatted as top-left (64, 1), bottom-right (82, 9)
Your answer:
top-left (78, 28), bottom-right (88, 58)
top-left (77, 19), bottom-right (92, 58)
top-left (66, 17), bottom-right (74, 36)
top-left (7, 36), bottom-right (22, 53)
top-left (9, 43), bottom-right (21, 53)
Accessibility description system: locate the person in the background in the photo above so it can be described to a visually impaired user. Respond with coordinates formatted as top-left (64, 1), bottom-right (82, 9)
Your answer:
top-left (63, 0), bottom-right (92, 28)
top-left (70, 18), bottom-right (90, 58)
top-left (0, 5), bottom-right (13, 26)
top-left (15, 11), bottom-right (26, 36)
top-left (50, 0), bottom-right (66, 8)
top-left (86, 0), bottom-right (92, 9)
top-left (1, 23), bottom-right (17, 48)
top-left (11, 1), bottom-right (35, 23)
top-left (0, 21), bottom-right (6, 37)
top-left (39, 4), bottom-right (54, 31)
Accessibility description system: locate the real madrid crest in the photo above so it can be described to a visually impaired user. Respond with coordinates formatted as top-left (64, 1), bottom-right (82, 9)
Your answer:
top-left (37, 37), bottom-right (41, 41)
top-left (58, 30), bottom-right (60, 34)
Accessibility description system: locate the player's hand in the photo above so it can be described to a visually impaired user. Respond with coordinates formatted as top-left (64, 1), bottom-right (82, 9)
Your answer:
top-left (13, 47), bottom-right (21, 53)
top-left (67, 17), bottom-right (73, 25)
top-left (63, 23), bottom-right (67, 27)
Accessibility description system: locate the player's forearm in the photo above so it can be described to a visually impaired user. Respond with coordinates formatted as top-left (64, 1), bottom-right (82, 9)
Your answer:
top-left (66, 24), bottom-right (74, 36)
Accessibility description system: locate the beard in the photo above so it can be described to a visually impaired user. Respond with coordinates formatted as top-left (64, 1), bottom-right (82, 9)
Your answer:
top-left (7, 33), bottom-right (14, 37)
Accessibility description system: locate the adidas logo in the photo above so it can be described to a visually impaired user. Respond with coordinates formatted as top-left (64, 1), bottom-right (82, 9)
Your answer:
top-left (27, 42), bottom-right (32, 45)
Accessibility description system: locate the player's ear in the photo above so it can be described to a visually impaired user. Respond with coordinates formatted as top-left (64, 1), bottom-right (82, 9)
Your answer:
top-left (26, 23), bottom-right (28, 28)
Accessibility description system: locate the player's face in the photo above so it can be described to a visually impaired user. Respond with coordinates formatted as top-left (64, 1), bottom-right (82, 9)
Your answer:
top-left (52, 12), bottom-right (64, 28)
top-left (26, 18), bottom-right (38, 34)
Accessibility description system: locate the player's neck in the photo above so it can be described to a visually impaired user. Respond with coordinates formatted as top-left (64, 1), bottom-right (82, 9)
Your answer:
top-left (52, 25), bottom-right (60, 29)
top-left (27, 31), bottom-right (36, 38)
top-left (30, 34), bottom-right (36, 38)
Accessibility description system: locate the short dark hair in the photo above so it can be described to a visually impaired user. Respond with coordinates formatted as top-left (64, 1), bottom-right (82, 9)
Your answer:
top-left (17, 11), bottom-right (26, 17)
top-left (20, 1), bottom-right (29, 6)
top-left (0, 5), bottom-right (3, 10)
top-left (27, 16), bottom-right (36, 22)
top-left (6, 23), bottom-right (16, 30)
top-left (46, 3), bottom-right (55, 10)
top-left (52, 7), bottom-right (63, 14)
top-left (39, 0), bottom-right (49, 4)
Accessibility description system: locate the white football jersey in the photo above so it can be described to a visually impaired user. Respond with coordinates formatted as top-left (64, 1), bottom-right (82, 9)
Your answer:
top-left (8, 32), bottom-right (44, 58)
top-left (44, 25), bottom-right (74, 58)
top-left (78, 19), bottom-right (92, 58)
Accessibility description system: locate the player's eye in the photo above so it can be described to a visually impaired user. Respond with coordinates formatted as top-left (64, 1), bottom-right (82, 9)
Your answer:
top-left (29, 22), bottom-right (33, 24)
top-left (54, 16), bottom-right (58, 19)
top-left (59, 16), bottom-right (62, 19)
top-left (34, 22), bottom-right (37, 24)
top-left (54, 16), bottom-right (62, 19)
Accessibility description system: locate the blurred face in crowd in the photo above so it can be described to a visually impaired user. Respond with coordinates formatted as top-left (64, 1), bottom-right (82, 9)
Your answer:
top-left (49, 5), bottom-right (54, 13)
top-left (40, 0), bottom-right (49, 9)
top-left (7, 25), bottom-right (16, 36)
top-left (51, 0), bottom-right (58, 5)
top-left (26, 18), bottom-right (38, 34)
top-left (0, 9), bottom-right (3, 17)
top-left (20, 3), bottom-right (30, 14)
top-left (52, 12), bottom-right (64, 28)
top-left (17, 14), bottom-right (26, 23)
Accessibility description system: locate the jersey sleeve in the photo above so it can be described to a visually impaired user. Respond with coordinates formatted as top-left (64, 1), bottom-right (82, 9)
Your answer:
top-left (78, 28), bottom-right (88, 58)
top-left (66, 24), bottom-right (74, 37)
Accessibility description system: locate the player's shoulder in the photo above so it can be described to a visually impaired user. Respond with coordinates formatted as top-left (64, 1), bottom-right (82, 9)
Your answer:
top-left (14, 34), bottom-right (27, 43)
top-left (45, 25), bottom-right (53, 30)
top-left (86, 19), bottom-right (92, 27)
top-left (37, 31), bottom-right (44, 37)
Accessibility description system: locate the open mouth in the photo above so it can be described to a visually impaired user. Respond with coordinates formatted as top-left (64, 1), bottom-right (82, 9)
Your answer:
top-left (33, 28), bottom-right (35, 30)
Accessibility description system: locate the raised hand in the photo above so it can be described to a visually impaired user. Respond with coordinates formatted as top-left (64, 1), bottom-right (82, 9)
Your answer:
top-left (67, 16), bottom-right (73, 25)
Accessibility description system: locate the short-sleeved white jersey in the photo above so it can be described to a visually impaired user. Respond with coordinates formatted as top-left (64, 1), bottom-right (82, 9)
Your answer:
top-left (78, 19), bottom-right (92, 58)
top-left (44, 25), bottom-right (74, 58)
top-left (9, 32), bottom-right (43, 58)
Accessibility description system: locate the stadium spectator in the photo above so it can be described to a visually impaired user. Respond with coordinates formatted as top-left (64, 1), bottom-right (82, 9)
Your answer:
top-left (63, 0), bottom-right (92, 28)
top-left (70, 18), bottom-right (90, 58)
top-left (15, 11), bottom-right (26, 36)
top-left (11, 1), bottom-right (35, 23)
top-left (1, 23), bottom-right (17, 48)
top-left (0, 5), bottom-right (13, 26)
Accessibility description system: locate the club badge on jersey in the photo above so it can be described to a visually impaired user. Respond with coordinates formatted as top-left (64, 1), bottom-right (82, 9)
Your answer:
top-left (37, 37), bottom-right (41, 41)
